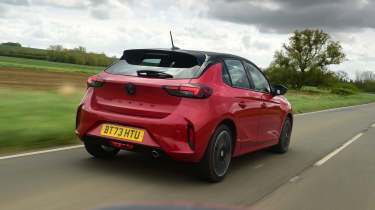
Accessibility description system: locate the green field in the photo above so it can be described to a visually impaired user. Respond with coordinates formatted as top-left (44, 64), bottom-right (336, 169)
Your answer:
top-left (0, 56), bottom-right (103, 74)
top-left (1, 87), bottom-right (375, 153)
top-left (0, 89), bottom-right (83, 153)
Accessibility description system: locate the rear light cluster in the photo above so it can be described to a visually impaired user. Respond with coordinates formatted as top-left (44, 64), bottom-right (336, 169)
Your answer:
top-left (87, 76), bottom-right (105, 88)
top-left (163, 84), bottom-right (213, 99)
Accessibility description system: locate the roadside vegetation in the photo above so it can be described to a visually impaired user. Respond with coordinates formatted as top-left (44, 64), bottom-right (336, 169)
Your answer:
top-left (0, 89), bottom-right (82, 153)
top-left (0, 42), bottom-right (117, 67)
top-left (0, 56), bottom-right (103, 74)
top-left (264, 29), bottom-right (375, 94)
top-left (46, 45), bottom-right (117, 66)
top-left (354, 71), bottom-right (375, 93)
top-left (286, 86), bottom-right (375, 113)
top-left (0, 43), bottom-right (47, 60)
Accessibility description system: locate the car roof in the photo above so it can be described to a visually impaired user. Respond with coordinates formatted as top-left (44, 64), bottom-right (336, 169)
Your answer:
top-left (157, 48), bottom-right (247, 60)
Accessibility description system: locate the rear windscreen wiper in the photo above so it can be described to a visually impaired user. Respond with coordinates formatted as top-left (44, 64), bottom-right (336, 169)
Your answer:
top-left (137, 70), bottom-right (173, 78)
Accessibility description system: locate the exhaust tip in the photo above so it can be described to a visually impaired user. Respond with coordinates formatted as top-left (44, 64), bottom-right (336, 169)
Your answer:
top-left (151, 150), bottom-right (160, 158)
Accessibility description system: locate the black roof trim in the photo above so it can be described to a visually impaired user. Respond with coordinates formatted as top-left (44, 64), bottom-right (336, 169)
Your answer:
top-left (121, 49), bottom-right (207, 66)
top-left (121, 48), bottom-right (253, 66)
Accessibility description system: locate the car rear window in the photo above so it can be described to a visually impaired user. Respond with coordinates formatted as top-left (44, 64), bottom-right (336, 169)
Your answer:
top-left (105, 50), bottom-right (203, 79)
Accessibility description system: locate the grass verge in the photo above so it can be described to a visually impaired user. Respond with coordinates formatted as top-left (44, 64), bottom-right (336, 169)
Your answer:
top-left (286, 86), bottom-right (375, 113)
top-left (0, 88), bottom-right (84, 153)
top-left (0, 56), bottom-right (103, 74)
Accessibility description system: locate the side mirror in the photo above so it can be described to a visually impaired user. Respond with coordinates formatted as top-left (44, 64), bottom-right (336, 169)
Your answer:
top-left (272, 84), bottom-right (288, 96)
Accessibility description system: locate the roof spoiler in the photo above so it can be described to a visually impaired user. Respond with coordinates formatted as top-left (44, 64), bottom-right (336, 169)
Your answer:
top-left (120, 49), bottom-right (206, 66)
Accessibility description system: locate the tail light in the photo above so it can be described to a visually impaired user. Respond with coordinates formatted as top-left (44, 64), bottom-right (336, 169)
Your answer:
top-left (87, 75), bottom-right (105, 88)
top-left (163, 84), bottom-right (213, 99)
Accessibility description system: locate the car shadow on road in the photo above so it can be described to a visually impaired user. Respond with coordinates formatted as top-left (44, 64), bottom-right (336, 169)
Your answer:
top-left (75, 149), bottom-right (276, 185)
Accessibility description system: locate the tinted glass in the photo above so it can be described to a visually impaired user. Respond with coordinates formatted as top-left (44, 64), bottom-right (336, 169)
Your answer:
top-left (140, 58), bottom-right (161, 66)
top-left (222, 63), bottom-right (232, 86)
top-left (224, 59), bottom-right (250, 89)
top-left (105, 51), bottom-right (202, 79)
top-left (244, 62), bottom-right (271, 93)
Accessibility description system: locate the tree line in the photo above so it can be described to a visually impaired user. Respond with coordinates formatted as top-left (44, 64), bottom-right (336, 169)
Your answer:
top-left (354, 71), bottom-right (375, 92)
top-left (0, 42), bottom-right (47, 60)
top-left (264, 29), bottom-right (375, 94)
top-left (46, 45), bottom-right (117, 67)
top-left (0, 42), bottom-right (117, 67)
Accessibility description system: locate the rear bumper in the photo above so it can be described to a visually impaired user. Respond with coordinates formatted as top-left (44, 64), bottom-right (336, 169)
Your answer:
top-left (84, 135), bottom-right (164, 154)
top-left (75, 91), bottom-right (216, 162)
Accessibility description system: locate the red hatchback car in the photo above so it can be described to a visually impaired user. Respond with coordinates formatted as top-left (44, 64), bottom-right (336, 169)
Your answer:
top-left (76, 49), bottom-right (293, 182)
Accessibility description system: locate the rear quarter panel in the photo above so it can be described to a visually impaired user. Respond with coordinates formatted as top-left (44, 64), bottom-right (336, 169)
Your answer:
top-left (188, 63), bottom-right (250, 159)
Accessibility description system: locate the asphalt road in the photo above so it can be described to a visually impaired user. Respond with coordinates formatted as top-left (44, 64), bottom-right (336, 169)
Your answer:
top-left (1, 103), bottom-right (375, 210)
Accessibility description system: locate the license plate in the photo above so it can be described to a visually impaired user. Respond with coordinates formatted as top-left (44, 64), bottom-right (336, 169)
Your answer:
top-left (100, 124), bottom-right (144, 142)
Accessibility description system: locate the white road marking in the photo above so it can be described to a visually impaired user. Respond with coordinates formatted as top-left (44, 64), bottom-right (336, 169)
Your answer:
top-left (254, 164), bottom-right (264, 169)
top-left (0, 145), bottom-right (83, 160)
top-left (314, 133), bottom-right (363, 166)
top-left (371, 123), bottom-right (375, 128)
top-left (289, 176), bottom-right (300, 182)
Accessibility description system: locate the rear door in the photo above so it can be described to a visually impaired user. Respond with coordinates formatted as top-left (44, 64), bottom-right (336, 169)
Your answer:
top-left (223, 59), bottom-right (263, 150)
top-left (244, 61), bottom-right (283, 143)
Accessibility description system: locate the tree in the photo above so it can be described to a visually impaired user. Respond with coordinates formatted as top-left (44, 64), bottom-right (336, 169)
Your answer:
top-left (359, 71), bottom-right (375, 81)
top-left (354, 71), bottom-right (375, 92)
top-left (269, 29), bottom-right (346, 89)
top-left (335, 70), bottom-right (349, 82)
top-left (74, 46), bottom-right (86, 53)
top-left (47, 45), bottom-right (63, 62)
top-left (46, 45), bottom-right (115, 66)
top-left (1, 42), bottom-right (22, 47)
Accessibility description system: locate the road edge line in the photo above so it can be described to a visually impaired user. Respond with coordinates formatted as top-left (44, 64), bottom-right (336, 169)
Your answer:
top-left (0, 145), bottom-right (84, 160)
top-left (314, 133), bottom-right (363, 166)
top-left (295, 102), bottom-right (375, 116)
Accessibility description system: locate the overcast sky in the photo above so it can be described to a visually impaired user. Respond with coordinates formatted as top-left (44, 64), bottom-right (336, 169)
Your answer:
top-left (0, 0), bottom-right (374, 77)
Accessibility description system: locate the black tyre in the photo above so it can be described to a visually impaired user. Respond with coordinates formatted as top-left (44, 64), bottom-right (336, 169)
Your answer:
top-left (84, 140), bottom-right (120, 158)
top-left (271, 117), bottom-right (292, 153)
top-left (200, 124), bottom-right (233, 182)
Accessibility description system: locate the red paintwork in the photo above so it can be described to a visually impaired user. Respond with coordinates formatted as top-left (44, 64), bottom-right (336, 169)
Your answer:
top-left (76, 62), bottom-right (292, 162)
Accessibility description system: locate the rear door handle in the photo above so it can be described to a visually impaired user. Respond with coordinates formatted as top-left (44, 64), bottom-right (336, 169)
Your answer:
top-left (238, 101), bottom-right (246, 109)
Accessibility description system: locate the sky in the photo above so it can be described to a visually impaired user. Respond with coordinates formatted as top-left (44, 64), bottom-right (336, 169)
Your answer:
top-left (0, 0), bottom-right (374, 78)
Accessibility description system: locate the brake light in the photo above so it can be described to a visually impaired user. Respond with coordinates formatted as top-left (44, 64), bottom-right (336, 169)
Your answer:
top-left (87, 76), bottom-right (105, 88)
top-left (163, 84), bottom-right (213, 99)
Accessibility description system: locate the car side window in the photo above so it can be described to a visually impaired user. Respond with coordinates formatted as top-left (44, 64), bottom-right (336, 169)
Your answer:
top-left (224, 59), bottom-right (250, 89)
top-left (221, 63), bottom-right (232, 86)
top-left (244, 62), bottom-right (271, 93)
